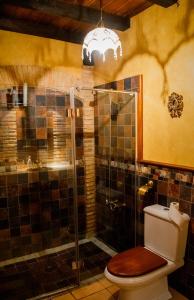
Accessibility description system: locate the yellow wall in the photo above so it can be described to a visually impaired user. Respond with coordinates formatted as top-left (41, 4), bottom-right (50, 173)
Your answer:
top-left (93, 0), bottom-right (194, 168)
top-left (0, 30), bottom-right (94, 89)
top-left (0, 30), bottom-right (82, 68)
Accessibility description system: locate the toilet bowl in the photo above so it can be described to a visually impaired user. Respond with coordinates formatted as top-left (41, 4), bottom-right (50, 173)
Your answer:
top-left (104, 204), bottom-right (190, 300)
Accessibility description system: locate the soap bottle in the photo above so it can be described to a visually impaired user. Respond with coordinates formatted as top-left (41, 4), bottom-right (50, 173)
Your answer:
top-left (27, 156), bottom-right (32, 169)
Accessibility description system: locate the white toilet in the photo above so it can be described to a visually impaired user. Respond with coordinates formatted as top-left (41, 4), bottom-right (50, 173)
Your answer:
top-left (104, 204), bottom-right (190, 300)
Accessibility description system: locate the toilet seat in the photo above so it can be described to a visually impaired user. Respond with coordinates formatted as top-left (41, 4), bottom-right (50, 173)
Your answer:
top-left (107, 246), bottom-right (168, 277)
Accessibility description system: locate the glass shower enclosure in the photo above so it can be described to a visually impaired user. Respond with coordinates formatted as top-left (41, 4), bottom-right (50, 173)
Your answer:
top-left (0, 84), bottom-right (137, 299)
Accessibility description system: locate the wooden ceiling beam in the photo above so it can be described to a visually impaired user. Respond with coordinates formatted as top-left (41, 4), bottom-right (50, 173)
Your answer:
top-left (149, 0), bottom-right (178, 8)
top-left (0, 0), bottom-right (130, 31)
top-left (0, 17), bottom-right (85, 44)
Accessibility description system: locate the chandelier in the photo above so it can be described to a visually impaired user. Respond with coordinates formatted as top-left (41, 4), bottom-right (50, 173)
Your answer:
top-left (82, 0), bottom-right (122, 63)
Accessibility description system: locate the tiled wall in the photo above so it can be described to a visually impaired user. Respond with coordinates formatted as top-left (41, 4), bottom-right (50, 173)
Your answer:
top-left (94, 76), bottom-right (140, 251)
top-left (135, 164), bottom-right (194, 299)
top-left (0, 87), bottom-right (76, 164)
top-left (0, 85), bottom-right (90, 261)
top-left (0, 166), bottom-right (85, 260)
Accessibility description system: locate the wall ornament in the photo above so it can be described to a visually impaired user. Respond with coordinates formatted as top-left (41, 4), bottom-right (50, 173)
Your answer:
top-left (168, 92), bottom-right (184, 118)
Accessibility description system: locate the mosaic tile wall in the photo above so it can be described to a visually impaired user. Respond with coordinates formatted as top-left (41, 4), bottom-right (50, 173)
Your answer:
top-left (0, 86), bottom-right (86, 261)
top-left (135, 164), bottom-right (194, 299)
top-left (94, 76), bottom-right (140, 251)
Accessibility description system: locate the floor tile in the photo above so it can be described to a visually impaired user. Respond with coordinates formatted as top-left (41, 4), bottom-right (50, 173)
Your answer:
top-left (98, 278), bottom-right (112, 288)
top-left (83, 289), bottom-right (114, 300)
top-left (53, 293), bottom-right (75, 300)
top-left (72, 282), bottom-right (104, 299)
top-left (106, 284), bottom-right (120, 296)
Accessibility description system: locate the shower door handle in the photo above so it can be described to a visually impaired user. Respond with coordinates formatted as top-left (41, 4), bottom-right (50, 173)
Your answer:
top-left (76, 108), bottom-right (80, 117)
top-left (66, 108), bottom-right (72, 118)
top-left (66, 108), bottom-right (80, 118)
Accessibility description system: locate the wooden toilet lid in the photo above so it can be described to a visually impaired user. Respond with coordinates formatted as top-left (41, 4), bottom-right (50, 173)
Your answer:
top-left (107, 246), bottom-right (168, 277)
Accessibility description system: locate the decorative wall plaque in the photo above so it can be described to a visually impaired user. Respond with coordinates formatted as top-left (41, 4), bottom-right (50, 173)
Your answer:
top-left (168, 92), bottom-right (184, 118)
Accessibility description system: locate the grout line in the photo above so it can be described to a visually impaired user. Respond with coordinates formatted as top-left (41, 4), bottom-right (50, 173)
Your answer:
top-left (0, 238), bottom-right (90, 268)
top-left (89, 237), bottom-right (117, 256)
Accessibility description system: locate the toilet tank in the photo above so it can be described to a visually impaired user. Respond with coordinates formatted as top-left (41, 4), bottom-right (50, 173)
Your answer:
top-left (144, 204), bottom-right (190, 262)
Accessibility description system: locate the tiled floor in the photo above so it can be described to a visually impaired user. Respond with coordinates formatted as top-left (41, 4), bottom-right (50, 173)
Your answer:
top-left (0, 242), bottom-right (111, 300)
top-left (47, 277), bottom-right (188, 300)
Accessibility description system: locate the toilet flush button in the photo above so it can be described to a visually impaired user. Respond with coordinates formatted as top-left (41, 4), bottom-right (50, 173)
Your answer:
top-left (163, 207), bottom-right (169, 211)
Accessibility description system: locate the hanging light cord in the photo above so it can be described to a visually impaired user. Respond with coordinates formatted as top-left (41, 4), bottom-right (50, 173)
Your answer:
top-left (97, 0), bottom-right (104, 27)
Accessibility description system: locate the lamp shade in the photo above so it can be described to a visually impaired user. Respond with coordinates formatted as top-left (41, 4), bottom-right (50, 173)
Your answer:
top-left (82, 27), bottom-right (122, 62)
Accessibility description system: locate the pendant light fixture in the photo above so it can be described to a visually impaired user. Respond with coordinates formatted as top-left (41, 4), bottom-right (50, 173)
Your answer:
top-left (82, 0), bottom-right (122, 63)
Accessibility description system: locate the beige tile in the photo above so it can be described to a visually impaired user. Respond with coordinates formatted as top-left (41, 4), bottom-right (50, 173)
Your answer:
top-left (72, 282), bottom-right (104, 299)
top-left (98, 277), bottom-right (113, 288)
top-left (169, 288), bottom-right (188, 300)
top-left (83, 289), bottom-right (113, 300)
top-left (53, 293), bottom-right (75, 300)
top-left (107, 285), bottom-right (120, 298)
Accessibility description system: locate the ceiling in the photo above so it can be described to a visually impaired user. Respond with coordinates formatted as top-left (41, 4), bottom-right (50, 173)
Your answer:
top-left (0, 0), bottom-right (177, 44)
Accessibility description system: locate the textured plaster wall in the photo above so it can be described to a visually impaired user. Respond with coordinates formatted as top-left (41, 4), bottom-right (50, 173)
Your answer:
top-left (0, 30), bottom-right (88, 89)
top-left (93, 0), bottom-right (194, 168)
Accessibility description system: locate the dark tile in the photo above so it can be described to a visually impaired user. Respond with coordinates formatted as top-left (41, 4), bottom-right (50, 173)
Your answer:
top-left (39, 171), bottom-right (48, 181)
top-left (50, 180), bottom-right (59, 190)
top-left (31, 214), bottom-right (41, 224)
top-left (20, 203), bottom-right (29, 216)
top-left (157, 180), bottom-right (168, 196)
top-left (17, 140), bottom-right (26, 150)
top-left (36, 95), bottom-right (46, 106)
top-left (9, 206), bottom-right (19, 217)
top-left (47, 128), bottom-right (53, 138)
top-left (19, 194), bottom-right (29, 204)
top-left (18, 184), bottom-right (29, 196)
top-left (26, 129), bottom-right (36, 139)
top-left (158, 194), bottom-right (168, 206)
top-left (188, 274), bottom-right (194, 289)
top-left (56, 96), bottom-right (65, 106)
top-left (0, 198), bottom-right (7, 208)
top-left (36, 117), bottom-right (46, 128)
top-left (180, 184), bottom-right (192, 202)
top-left (168, 182), bottom-right (180, 199)
top-left (0, 208), bottom-right (8, 219)
top-left (8, 197), bottom-right (18, 207)
top-left (28, 106), bottom-right (35, 116)
top-left (31, 223), bottom-right (41, 233)
top-left (0, 219), bottom-right (9, 229)
top-left (10, 216), bottom-right (20, 227)
top-left (18, 173), bottom-right (28, 184)
top-left (7, 174), bottom-right (18, 185)
top-left (124, 78), bottom-right (131, 90)
top-left (0, 175), bottom-right (6, 186)
top-left (0, 186), bottom-right (7, 198)
top-left (47, 94), bottom-right (56, 106)
top-left (110, 81), bottom-right (117, 90)
top-left (21, 216), bottom-right (30, 225)
top-left (179, 199), bottom-right (191, 215)
top-left (37, 139), bottom-right (47, 148)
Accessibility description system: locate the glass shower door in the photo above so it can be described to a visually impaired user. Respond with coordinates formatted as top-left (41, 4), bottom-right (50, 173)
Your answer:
top-left (0, 85), bottom-right (79, 299)
top-left (95, 90), bottom-right (137, 252)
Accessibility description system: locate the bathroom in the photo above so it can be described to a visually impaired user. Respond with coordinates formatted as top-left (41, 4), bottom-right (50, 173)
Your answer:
top-left (0, 0), bottom-right (194, 299)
